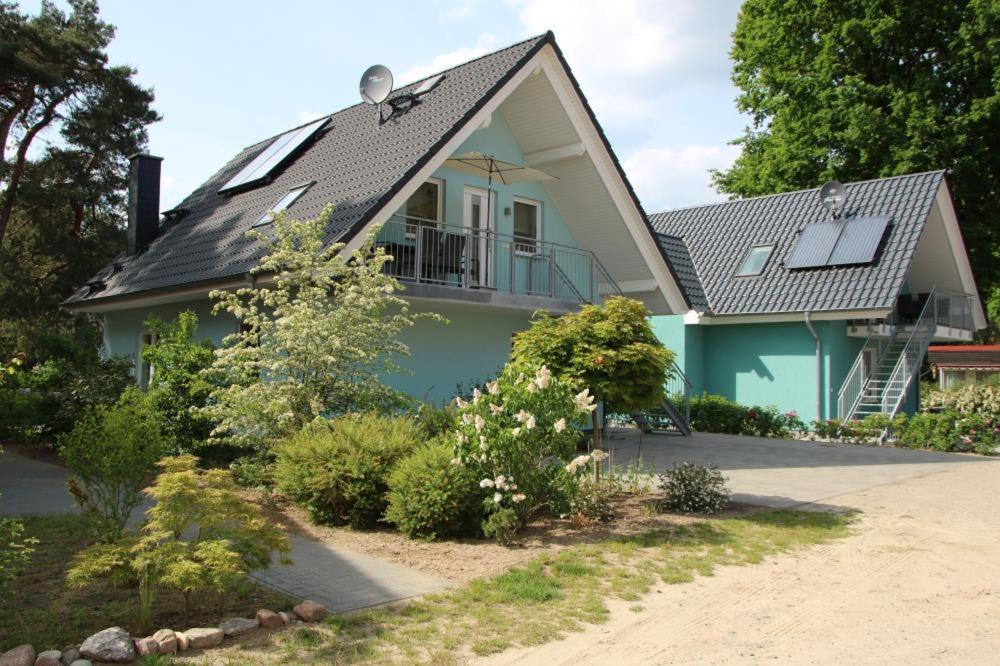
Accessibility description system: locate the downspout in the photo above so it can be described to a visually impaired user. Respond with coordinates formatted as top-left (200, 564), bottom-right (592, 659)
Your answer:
top-left (804, 311), bottom-right (822, 421)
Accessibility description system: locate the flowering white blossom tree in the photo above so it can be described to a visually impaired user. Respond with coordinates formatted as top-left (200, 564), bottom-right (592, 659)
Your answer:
top-left (201, 205), bottom-right (442, 447)
top-left (451, 363), bottom-right (596, 541)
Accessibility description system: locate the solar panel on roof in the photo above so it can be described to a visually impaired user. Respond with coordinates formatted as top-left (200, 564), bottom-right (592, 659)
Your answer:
top-left (784, 220), bottom-right (844, 268)
top-left (827, 215), bottom-right (890, 266)
top-left (414, 74), bottom-right (445, 95)
top-left (219, 117), bottom-right (328, 193)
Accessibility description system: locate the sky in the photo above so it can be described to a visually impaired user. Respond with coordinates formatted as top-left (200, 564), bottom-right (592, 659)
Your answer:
top-left (19, 0), bottom-right (748, 212)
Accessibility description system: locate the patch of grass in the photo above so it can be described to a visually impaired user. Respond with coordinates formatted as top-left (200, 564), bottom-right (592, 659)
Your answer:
top-left (0, 514), bottom-right (293, 652)
top-left (212, 509), bottom-right (853, 665)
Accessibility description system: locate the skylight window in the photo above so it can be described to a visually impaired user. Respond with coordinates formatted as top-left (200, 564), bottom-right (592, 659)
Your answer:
top-left (254, 184), bottom-right (312, 227)
top-left (219, 117), bottom-right (328, 194)
top-left (413, 74), bottom-right (445, 95)
top-left (736, 245), bottom-right (773, 277)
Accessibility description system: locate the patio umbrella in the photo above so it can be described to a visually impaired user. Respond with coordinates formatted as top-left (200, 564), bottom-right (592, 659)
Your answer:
top-left (443, 152), bottom-right (556, 185)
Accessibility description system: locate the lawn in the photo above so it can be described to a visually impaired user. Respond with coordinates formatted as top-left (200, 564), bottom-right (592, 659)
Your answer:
top-left (0, 514), bottom-right (293, 653)
top-left (188, 508), bottom-right (854, 665)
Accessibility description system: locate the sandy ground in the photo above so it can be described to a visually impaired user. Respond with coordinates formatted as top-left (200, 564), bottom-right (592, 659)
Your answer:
top-left (483, 461), bottom-right (1000, 665)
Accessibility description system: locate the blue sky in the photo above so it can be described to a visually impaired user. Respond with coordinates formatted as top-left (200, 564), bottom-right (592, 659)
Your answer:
top-left (20, 0), bottom-right (747, 212)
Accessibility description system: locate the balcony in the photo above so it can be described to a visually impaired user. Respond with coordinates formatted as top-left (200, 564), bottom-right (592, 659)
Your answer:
top-left (846, 288), bottom-right (977, 341)
top-left (376, 215), bottom-right (620, 310)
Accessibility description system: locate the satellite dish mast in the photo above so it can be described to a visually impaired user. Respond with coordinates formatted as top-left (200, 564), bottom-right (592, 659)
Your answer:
top-left (360, 64), bottom-right (393, 124)
top-left (819, 180), bottom-right (847, 218)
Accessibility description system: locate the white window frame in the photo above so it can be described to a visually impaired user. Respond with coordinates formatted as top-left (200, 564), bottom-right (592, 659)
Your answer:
top-left (512, 197), bottom-right (542, 256)
top-left (404, 177), bottom-right (444, 239)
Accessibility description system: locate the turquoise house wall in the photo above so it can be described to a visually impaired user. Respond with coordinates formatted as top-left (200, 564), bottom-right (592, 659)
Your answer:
top-left (102, 299), bottom-right (238, 378)
top-left (651, 316), bottom-right (869, 423)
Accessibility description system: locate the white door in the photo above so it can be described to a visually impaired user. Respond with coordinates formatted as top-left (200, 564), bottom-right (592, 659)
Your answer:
top-left (463, 187), bottom-right (492, 287)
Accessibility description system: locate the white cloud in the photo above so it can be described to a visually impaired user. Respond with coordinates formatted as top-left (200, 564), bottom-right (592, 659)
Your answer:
top-left (623, 143), bottom-right (739, 210)
top-left (399, 34), bottom-right (500, 85)
top-left (443, 0), bottom-right (477, 21)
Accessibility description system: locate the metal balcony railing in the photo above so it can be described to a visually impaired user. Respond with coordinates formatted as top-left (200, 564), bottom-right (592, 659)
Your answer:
top-left (377, 214), bottom-right (621, 304)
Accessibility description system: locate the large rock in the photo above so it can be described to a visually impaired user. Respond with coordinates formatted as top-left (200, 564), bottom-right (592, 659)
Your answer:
top-left (34, 651), bottom-right (61, 666)
top-left (278, 611), bottom-right (296, 625)
top-left (133, 637), bottom-right (158, 658)
top-left (256, 609), bottom-right (284, 630)
top-left (219, 617), bottom-right (258, 637)
top-left (151, 629), bottom-right (177, 655)
top-left (68, 662), bottom-right (91, 666)
top-left (293, 600), bottom-right (328, 622)
top-left (0, 645), bottom-right (35, 666)
top-left (79, 628), bottom-right (134, 664)
top-left (59, 649), bottom-right (80, 666)
top-left (181, 628), bottom-right (223, 650)
top-left (176, 631), bottom-right (189, 652)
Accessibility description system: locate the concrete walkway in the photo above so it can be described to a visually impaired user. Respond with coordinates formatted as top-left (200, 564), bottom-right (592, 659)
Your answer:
top-left (605, 428), bottom-right (993, 508)
top-left (0, 450), bottom-right (447, 612)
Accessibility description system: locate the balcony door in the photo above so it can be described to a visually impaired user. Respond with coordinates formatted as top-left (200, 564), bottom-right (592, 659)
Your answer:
top-left (463, 186), bottom-right (492, 287)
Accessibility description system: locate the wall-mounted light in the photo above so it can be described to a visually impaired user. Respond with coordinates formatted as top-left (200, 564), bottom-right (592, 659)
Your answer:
top-left (503, 206), bottom-right (511, 217)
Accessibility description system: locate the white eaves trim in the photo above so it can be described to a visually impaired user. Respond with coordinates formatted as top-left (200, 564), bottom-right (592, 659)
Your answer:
top-left (934, 181), bottom-right (987, 329)
top-left (685, 308), bottom-right (894, 326)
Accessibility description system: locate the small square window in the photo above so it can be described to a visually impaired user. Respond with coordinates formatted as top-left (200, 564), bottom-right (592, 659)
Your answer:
top-left (736, 245), bottom-right (774, 277)
top-left (254, 183), bottom-right (312, 227)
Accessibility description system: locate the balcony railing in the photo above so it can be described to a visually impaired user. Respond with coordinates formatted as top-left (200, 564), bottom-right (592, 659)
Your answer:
top-left (377, 215), bottom-right (621, 304)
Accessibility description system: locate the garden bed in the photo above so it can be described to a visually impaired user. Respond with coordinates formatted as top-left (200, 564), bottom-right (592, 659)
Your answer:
top-left (0, 513), bottom-right (293, 653)
top-left (250, 487), bottom-right (762, 585)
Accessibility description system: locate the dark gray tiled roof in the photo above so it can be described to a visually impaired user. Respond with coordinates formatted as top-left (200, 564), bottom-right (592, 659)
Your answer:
top-left (67, 34), bottom-right (550, 305)
top-left (655, 234), bottom-right (708, 311)
top-left (650, 171), bottom-right (946, 316)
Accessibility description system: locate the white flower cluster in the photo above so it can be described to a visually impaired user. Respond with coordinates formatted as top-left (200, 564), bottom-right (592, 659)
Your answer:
top-left (564, 449), bottom-right (607, 473)
top-left (515, 410), bottom-right (536, 430)
top-left (574, 388), bottom-right (597, 413)
top-left (481, 475), bottom-right (524, 504)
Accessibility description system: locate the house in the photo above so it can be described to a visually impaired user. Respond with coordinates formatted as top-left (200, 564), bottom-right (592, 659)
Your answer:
top-left (64, 33), bottom-right (690, 407)
top-left (927, 345), bottom-right (1000, 389)
top-left (649, 171), bottom-right (985, 424)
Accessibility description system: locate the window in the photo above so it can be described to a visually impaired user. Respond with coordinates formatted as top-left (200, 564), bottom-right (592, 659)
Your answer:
top-left (736, 245), bottom-right (773, 277)
top-left (138, 332), bottom-right (157, 389)
top-left (254, 183), bottom-right (312, 227)
top-left (513, 199), bottom-right (540, 254)
top-left (403, 179), bottom-right (442, 239)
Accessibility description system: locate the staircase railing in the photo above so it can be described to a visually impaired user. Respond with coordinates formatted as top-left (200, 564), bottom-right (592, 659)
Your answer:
top-left (881, 287), bottom-right (937, 414)
top-left (837, 311), bottom-right (896, 420)
top-left (664, 359), bottom-right (692, 427)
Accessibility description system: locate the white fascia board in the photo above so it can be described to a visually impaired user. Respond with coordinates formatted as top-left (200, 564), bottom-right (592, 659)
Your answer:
top-left (531, 47), bottom-right (689, 315)
top-left (934, 181), bottom-right (987, 329)
top-left (616, 279), bottom-right (659, 293)
top-left (690, 308), bottom-right (893, 326)
top-left (339, 52), bottom-right (545, 256)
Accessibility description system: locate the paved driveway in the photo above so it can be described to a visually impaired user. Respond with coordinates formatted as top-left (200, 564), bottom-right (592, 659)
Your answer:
top-left (606, 428), bottom-right (991, 508)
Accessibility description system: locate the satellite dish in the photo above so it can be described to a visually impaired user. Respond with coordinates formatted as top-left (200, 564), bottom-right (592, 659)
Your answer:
top-left (360, 65), bottom-right (393, 105)
top-left (819, 180), bottom-right (847, 217)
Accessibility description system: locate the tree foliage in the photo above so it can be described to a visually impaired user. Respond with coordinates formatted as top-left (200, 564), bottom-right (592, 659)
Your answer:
top-left (142, 311), bottom-right (217, 452)
top-left (713, 0), bottom-right (1000, 298)
top-left (202, 206), bottom-right (442, 448)
top-left (68, 455), bottom-right (290, 630)
top-left (0, 0), bottom-right (159, 355)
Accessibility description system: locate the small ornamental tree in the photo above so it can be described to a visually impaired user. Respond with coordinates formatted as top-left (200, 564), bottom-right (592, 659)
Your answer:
top-left (201, 205), bottom-right (443, 448)
top-left (142, 311), bottom-right (217, 453)
top-left (451, 363), bottom-right (598, 542)
top-left (511, 296), bottom-right (674, 448)
top-left (68, 455), bottom-right (290, 632)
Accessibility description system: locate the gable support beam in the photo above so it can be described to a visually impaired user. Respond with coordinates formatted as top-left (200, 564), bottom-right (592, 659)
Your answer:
top-left (525, 142), bottom-right (586, 167)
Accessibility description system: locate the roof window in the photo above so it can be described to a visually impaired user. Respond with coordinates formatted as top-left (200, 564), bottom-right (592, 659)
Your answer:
top-left (254, 183), bottom-right (312, 227)
top-left (736, 245), bottom-right (773, 277)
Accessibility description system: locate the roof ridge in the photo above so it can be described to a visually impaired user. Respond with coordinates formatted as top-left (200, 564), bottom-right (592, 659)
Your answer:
top-left (650, 169), bottom-right (946, 218)
top-left (237, 33), bottom-right (550, 152)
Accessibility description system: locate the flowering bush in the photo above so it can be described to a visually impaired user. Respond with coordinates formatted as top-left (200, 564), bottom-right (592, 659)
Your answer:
top-left (924, 383), bottom-right (1000, 420)
top-left (658, 463), bottom-right (730, 514)
top-left (451, 363), bottom-right (598, 540)
top-left (690, 394), bottom-right (797, 437)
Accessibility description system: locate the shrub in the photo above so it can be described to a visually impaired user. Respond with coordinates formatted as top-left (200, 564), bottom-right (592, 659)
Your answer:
top-left (566, 478), bottom-right (616, 525)
top-left (659, 463), bottom-right (730, 514)
top-left (274, 413), bottom-right (421, 528)
top-left (925, 383), bottom-right (1000, 421)
top-left (411, 403), bottom-right (458, 440)
top-left (142, 311), bottom-right (217, 454)
top-left (812, 418), bottom-right (842, 440)
top-left (690, 394), bottom-right (745, 434)
top-left (897, 411), bottom-right (959, 452)
top-left (384, 438), bottom-right (482, 539)
top-left (229, 452), bottom-right (276, 491)
top-left (68, 455), bottom-right (290, 632)
top-left (59, 387), bottom-right (167, 540)
top-left (451, 363), bottom-right (596, 541)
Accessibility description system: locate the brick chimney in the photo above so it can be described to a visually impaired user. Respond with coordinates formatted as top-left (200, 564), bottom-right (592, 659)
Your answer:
top-left (126, 152), bottom-right (163, 255)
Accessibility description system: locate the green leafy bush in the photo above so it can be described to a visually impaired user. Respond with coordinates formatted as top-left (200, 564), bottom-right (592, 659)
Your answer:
top-left (384, 438), bottom-right (482, 539)
top-left (411, 403), bottom-right (458, 440)
top-left (659, 463), bottom-right (731, 514)
top-left (924, 383), bottom-right (1000, 421)
top-left (59, 387), bottom-right (167, 540)
top-left (566, 478), bottom-right (616, 525)
top-left (690, 394), bottom-right (795, 437)
top-left (68, 455), bottom-right (290, 632)
top-left (274, 413), bottom-right (422, 528)
top-left (141, 311), bottom-right (217, 454)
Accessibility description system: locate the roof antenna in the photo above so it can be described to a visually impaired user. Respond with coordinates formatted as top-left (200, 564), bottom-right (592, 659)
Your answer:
top-left (819, 180), bottom-right (847, 219)
top-left (360, 65), bottom-right (393, 125)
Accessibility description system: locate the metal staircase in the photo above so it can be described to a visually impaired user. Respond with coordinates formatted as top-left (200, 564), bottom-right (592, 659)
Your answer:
top-left (630, 360), bottom-right (692, 436)
top-left (838, 288), bottom-right (938, 421)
